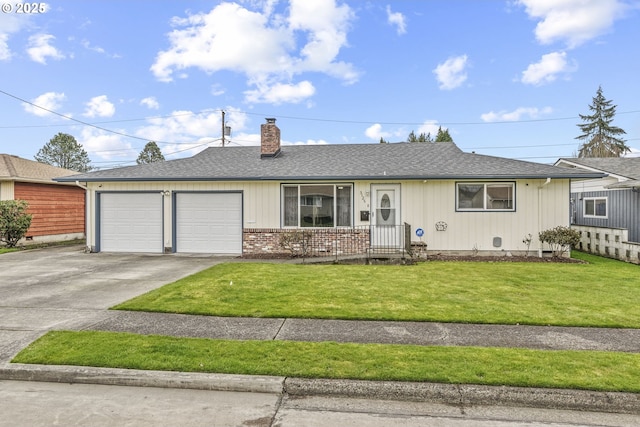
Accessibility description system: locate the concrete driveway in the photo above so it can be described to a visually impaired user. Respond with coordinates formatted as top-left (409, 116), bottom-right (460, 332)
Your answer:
top-left (0, 245), bottom-right (229, 361)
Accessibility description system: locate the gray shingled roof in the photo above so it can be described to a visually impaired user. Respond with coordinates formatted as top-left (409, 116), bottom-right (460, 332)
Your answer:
top-left (557, 157), bottom-right (640, 189)
top-left (557, 157), bottom-right (640, 180)
top-left (1, 154), bottom-right (79, 183)
top-left (56, 142), bottom-right (604, 183)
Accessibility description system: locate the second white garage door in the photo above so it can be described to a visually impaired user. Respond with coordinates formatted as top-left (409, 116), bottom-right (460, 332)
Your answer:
top-left (175, 192), bottom-right (242, 254)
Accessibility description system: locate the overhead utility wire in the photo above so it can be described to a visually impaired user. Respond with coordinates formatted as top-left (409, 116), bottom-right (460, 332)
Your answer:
top-left (2, 87), bottom-right (639, 129)
top-left (0, 89), bottom-right (186, 146)
top-left (2, 89), bottom-right (638, 154)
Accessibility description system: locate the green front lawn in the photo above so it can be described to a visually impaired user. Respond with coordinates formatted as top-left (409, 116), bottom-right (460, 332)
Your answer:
top-left (13, 330), bottom-right (640, 393)
top-left (12, 252), bottom-right (640, 392)
top-left (114, 252), bottom-right (640, 328)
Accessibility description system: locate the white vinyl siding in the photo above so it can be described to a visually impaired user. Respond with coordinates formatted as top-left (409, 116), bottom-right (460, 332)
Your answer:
top-left (84, 178), bottom-right (571, 255)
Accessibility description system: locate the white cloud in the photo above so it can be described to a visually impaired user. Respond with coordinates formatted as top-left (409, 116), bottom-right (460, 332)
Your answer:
top-left (365, 123), bottom-right (390, 141)
top-left (27, 34), bottom-right (65, 64)
top-left (210, 84), bottom-right (225, 96)
top-left (521, 51), bottom-right (576, 85)
top-left (516, 0), bottom-right (629, 48)
top-left (481, 106), bottom-right (553, 122)
top-left (132, 108), bottom-right (249, 156)
top-left (433, 55), bottom-right (468, 90)
top-left (244, 80), bottom-right (315, 104)
top-left (79, 127), bottom-right (136, 161)
top-left (23, 92), bottom-right (66, 117)
top-left (365, 121), bottom-right (442, 142)
top-left (83, 95), bottom-right (115, 118)
top-left (151, 0), bottom-right (358, 104)
top-left (80, 109), bottom-right (251, 161)
top-left (140, 97), bottom-right (160, 110)
top-left (290, 139), bottom-right (328, 145)
top-left (0, 34), bottom-right (10, 61)
top-left (417, 120), bottom-right (442, 137)
top-left (0, 13), bottom-right (31, 61)
top-left (81, 39), bottom-right (105, 54)
top-left (386, 5), bottom-right (407, 35)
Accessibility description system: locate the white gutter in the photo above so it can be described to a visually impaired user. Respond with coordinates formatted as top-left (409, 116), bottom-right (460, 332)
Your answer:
top-left (75, 181), bottom-right (91, 253)
top-left (537, 178), bottom-right (551, 257)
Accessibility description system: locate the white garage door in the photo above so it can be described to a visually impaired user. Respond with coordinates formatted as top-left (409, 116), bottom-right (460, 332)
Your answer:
top-left (175, 192), bottom-right (242, 254)
top-left (100, 193), bottom-right (163, 253)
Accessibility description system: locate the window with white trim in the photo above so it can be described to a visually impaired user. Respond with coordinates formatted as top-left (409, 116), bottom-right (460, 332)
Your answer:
top-left (456, 182), bottom-right (515, 211)
top-left (584, 197), bottom-right (607, 218)
top-left (282, 184), bottom-right (352, 227)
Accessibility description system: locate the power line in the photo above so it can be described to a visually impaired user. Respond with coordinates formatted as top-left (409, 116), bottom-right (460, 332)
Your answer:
top-left (2, 88), bottom-right (638, 164)
top-left (0, 89), bottom-right (209, 146)
top-left (3, 87), bottom-right (640, 129)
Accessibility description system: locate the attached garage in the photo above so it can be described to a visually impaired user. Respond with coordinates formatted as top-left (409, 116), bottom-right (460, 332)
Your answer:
top-left (174, 192), bottom-right (242, 254)
top-left (99, 192), bottom-right (163, 253)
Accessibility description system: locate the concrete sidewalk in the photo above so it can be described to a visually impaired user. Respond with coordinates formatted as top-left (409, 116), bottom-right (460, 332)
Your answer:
top-left (77, 310), bottom-right (640, 353)
top-left (2, 310), bottom-right (640, 415)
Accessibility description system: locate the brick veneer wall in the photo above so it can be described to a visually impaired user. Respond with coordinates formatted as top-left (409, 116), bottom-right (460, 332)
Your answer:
top-left (243, 228), bottom-right (371, 256)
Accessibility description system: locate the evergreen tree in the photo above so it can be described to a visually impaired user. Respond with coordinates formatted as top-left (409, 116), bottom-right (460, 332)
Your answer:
top-left (407, 130), bottom-right (432, 142)
top-left (35, 133), bottom-right (93, 172)
top-left (576, 86), bottom-right (628, 158)
top-left (137, 141), bottom-right (165, 164)
top-left (435, 126), bottom-right (453, 142)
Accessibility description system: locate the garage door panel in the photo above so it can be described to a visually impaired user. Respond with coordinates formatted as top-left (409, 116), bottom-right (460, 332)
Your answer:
top-left (176, 193), bottom-right (242, 254)
top-left (100, 193), bottom-right (163, 253)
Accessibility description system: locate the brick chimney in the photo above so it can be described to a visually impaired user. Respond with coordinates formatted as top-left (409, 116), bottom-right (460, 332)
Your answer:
top-left (260, 118), bottom-right (281, 158)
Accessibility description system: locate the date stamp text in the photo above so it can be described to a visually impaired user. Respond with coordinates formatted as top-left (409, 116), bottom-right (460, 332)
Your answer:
top-left (2, 3), bottom-right (47, 13)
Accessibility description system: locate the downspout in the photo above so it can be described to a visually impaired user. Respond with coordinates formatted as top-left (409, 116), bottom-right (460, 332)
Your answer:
top-left (537, 178), bottom-right (551, 257)
top-left (75, 181), bottom-right (91, 253)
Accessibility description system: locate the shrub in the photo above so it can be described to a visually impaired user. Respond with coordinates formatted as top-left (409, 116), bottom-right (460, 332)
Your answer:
top-left (538, 226), bottom-right (580, 258)
top-left (279, 230), bottom-right (312, 258)
top-left (0, 200), bottom-right (33, 248)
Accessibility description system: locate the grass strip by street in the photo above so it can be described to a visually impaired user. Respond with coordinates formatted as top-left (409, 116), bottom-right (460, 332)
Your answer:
top-left (113, 252), bottom-right (640, 328)
top-left (12, 330), bottom-right (640, 393)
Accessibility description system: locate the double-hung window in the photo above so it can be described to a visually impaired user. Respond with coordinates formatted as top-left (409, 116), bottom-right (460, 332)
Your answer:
top-left (456, 182), bottom-right (515, 211)
top-left (584, 197), bottom-right (607, 218)
top-left (283, 184), bottom-right (352, 227)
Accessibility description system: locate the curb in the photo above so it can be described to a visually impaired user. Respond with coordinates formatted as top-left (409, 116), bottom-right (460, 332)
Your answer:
top-left (284, 378), bottom-right (640, 415)
top-left (2, 364), bottom-right (639, 415)
top-left (0, 364), bottom-right (284, 394)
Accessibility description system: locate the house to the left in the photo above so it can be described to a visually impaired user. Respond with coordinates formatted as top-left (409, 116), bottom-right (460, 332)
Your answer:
top-left (0, 154), bottom-right (85, 245)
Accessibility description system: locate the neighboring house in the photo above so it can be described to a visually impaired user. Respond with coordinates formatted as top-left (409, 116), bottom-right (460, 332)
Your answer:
top-left (0, 154), bottom-right (86, 245)
top-left (55, 119), bottom-right (601, 257)
top-left (555, 157), bottom-right (640, 263)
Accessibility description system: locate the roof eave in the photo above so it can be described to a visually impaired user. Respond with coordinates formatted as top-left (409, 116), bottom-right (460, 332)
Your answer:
top-left (56, 172), bottom-right (606, 183)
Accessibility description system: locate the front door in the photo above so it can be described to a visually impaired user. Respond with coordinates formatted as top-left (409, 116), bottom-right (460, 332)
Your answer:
top-left (371, 184), bottom-right (401, 249)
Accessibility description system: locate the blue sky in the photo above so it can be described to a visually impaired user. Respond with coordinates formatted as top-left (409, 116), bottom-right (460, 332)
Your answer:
top-left (1, 0), bottom-right (639, 170)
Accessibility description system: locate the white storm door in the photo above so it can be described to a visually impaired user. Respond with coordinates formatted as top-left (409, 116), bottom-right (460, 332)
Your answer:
top-left (371, 184), bottom-right (401, 248)
top-left (175, 192), bottom-right (242, 254)
top-left (100, 193), bottom-right (163, 253)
